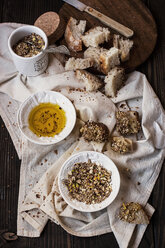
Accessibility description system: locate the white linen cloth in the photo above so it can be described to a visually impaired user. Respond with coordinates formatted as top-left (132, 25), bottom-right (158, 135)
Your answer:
top-left (0, 23), bottom-right (165, 248)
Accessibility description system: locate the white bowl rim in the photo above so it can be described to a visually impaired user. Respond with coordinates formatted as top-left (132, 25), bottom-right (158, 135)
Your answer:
top-left (58, 151), bottom-right (120, 212)
top-left (17, 90), bottom-right (76, 145)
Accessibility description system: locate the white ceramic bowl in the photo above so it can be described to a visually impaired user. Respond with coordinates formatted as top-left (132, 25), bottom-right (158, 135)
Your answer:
top-left (58, 151), bottom-right (120, 212)
top-left (8, 25), bottom-right (49, 76)
top-left (17, 91), bottom-right (76, 145)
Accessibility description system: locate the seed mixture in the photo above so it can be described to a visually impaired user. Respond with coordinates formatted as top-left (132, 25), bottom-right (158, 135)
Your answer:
top-left (64, 160), bottom-right (112, 204)
top-left (111, 136), bottom-right (133, 154)
top-left (116, 111), bottom-right (141, 135)
top-left (13, 33), bottom-right (45, 57)
top-left (119, 202), bottom-right (149, 224)
top-left (80, 121), bottom-right (109, 143)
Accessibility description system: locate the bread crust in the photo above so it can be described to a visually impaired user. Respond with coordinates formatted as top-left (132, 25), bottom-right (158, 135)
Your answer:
top-left (100, 48), bottom-right (120, 74)
top-left (65, 17), bottom-right (86, 52)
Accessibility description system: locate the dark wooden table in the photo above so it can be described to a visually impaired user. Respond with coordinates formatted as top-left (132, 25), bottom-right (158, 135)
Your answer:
top-left (0, 0), bottom-right (165, 247)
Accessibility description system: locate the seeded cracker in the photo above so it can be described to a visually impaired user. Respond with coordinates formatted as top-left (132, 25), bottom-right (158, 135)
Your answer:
top-left (111, 136), bottom-right (133, 154)
top-left (80, 121), bottom-right (109, 143)
top-left (119, 202), bottom-right (149, 224)
top-left (116, 111), bottom-right (141, 135)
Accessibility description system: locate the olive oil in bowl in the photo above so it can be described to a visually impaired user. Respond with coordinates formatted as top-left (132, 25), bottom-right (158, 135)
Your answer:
top-left (28, 102), bottom-right (66, 137)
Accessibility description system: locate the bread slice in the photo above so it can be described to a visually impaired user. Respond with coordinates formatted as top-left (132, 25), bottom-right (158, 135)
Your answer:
top-left (100, 47), bottom-right (120, 74)
top-left (80, 121), bottom-right (109, 143)
top-left (119, 202), bottom-right (149, 224)
top-left (111, 136), bottom-right (133, 154)
top-left (104, 67), bottom-right (125, 97)
top-left (113, 34), bottom-right (133, 62)
top-left (84, 46), bottom-right (107, 71)
top-left (65, 57), bottom-right (94, 71)
top-left (82, 26), bottom-right (110, 48)
top-left (75, 69), bottom-right (103, 92)
top-left (116, 111), bottom-right (141, 135)
top-left (65, 17), bottom-right (86, 52)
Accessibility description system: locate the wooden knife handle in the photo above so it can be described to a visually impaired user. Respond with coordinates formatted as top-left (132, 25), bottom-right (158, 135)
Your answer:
top-left (84, 6), bottom-right (134, 38)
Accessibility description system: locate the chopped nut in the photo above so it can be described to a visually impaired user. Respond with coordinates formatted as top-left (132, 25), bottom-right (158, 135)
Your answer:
top-left (64, 160), bottom-right (112, 204)
top-left (13, 33), bottom-right (45, 57)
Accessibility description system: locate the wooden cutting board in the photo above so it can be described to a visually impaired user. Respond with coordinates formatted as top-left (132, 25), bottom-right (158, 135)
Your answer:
top-left (59, 0), bottom-right (157, 71)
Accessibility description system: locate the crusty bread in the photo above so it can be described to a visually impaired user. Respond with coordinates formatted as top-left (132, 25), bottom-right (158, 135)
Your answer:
top-left (111, 136), bottom-right (133, 154)
top-left (119, 202), bottom-right (149, 224)
top-left (104, 67), bottom-right (125, 97)
top-left (65, 17), bottom-right (86, 52)
top-left (113, 34), bottom-right (133, 62)
top-left (75, 69), bottom-right (103, 92)
top-left (65, 57), bottom-right (94, 71)
top-left (116, 111), bottom-right (141, 135)
top-left (84, 46), bottom-right (107, 71)
top-left (100, 47), bottom-right (120, 74)
top-left (82, 26), bottom-right (110, 48)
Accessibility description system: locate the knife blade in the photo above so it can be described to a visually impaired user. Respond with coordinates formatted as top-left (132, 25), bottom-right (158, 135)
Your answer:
top-left (63, 0), bottom-right (134, 38)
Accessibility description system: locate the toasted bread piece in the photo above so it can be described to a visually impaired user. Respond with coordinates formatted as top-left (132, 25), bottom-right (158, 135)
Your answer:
top-left (100, 47), bottom-right (120, 74)
top-left (111, 136), bottom-right (133, 154)
top-left (119, 202), bottom-right (149, 224)
top-left (84, 46), bottom-right (107, 71)
top-left (82, 26), bottom-right (110, 48)
top-left (75, 69), bottom-right (103, 92)
top-left (113, 34), bottom-right (133, 62)
top-left (65, 17), bottom-right (86, 52)
top-left (116, 111), bottom-right (141, 135)
top-left (80, 121), bottom-right (109, 143)
top-left (65, 57), bottom-right (94, 71)
top-left (104, 67), bottom-right (125, 97)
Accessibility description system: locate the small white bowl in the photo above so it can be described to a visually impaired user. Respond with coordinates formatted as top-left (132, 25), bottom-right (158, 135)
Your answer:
top-left (58, 151), bottom-right (120, 212)
top-left (8, 25), bottom-right (49, 76)
top-left (17, 91), bottom-right (76, 145)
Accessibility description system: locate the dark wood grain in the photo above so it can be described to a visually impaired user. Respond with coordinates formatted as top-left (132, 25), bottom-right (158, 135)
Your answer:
top-left (59, 0), bottom-right (157, 71)
top-left (0, 0), bottom-right (165, 248)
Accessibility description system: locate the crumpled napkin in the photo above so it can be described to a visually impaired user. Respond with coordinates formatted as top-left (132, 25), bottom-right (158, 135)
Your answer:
top-left (0, 23), bottom-right (165, 248)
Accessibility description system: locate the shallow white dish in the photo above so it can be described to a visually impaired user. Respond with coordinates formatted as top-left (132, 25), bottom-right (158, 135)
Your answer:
top-left (17, 91), bottom-right (76, 145)
top-left (58, 151), bottom-right (120, 212)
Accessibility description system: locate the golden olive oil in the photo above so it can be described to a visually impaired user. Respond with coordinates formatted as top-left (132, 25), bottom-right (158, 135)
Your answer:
top-left (28, 102), bottom-right (66, 137)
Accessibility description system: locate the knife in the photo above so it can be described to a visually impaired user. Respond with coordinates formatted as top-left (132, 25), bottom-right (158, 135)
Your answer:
top-left (63, 0), bottom-right (134, 38)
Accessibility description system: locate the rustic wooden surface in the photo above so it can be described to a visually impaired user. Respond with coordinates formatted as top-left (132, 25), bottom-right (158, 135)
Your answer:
top-left (59, 0), bottom-right (157, 71)
top-left (0, 0), bottom-right (165, 248)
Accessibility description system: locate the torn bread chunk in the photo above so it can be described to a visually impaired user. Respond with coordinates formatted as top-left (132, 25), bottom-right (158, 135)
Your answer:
top-left (116, 111), bottom-right (141, 135)
top-left (113, 34), bottom-right (133, 62)
top-left (104, 67), bottom-right (125, 97)
top-left (111, 136), bottom-right (133, 154)
top-left (84, 46), bottom-right (107, 71)
top-left (65, 17), bottom-right (86, 52)
top-left (100, 47), bottom-right (120, 74)
top-left (80, 121), bottom-right (109, 143)
top-left (75, 69), bottom-right (103, 92)
top-left (82, 26), bottom-right (110, 48)
top-left (119, 202), bottom-right (149, 224)
top-left (65, 57), bottom-right (93, 71)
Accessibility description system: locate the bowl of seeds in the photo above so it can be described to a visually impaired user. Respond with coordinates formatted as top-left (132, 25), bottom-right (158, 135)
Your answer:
top-left (8, 25), bottom-right (48, 76)
top-left (58, 151), bottom-right (120, 212)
